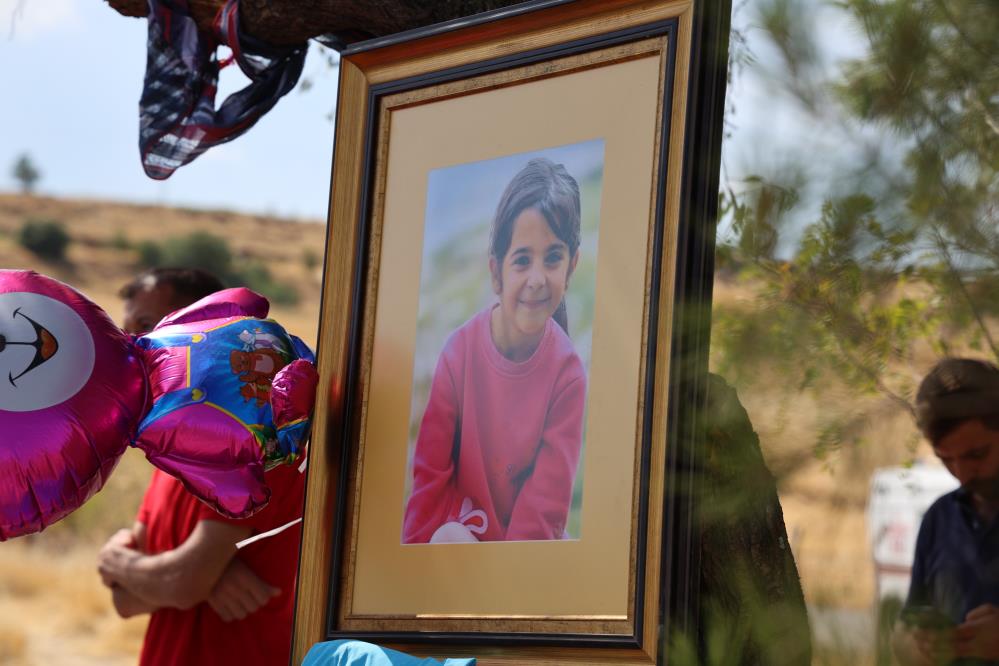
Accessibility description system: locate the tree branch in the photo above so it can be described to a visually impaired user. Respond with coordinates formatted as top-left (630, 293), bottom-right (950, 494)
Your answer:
top-left (105, 0), bottom-right (145, 18)
top-left (969, 94), bottom-right (999, 141)
top-left (932, 0), bottom-right (993, 60)
top-left (103, 0), bottom-right (523, 46)
top-left (929, 223), bottom-right (999, 361)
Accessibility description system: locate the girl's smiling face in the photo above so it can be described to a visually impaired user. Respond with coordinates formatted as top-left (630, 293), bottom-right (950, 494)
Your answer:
top-left (490, 207), bottom-right (578, 360)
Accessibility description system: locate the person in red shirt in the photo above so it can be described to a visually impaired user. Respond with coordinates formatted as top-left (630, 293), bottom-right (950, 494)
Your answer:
top-left (403, 158), bottom-right (587, 544)
top-left (96, 268), bottom-right (306, 666)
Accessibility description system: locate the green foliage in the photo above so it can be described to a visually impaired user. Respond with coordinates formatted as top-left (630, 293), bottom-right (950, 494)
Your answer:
top-left (18, 219), bottom-right (70, 261)
top-left (667, 592), bottom-right (812, 666)
top-left (161, 231), bottom-right (234, 276)
top-left (109, 230), bottom-right (132, 250)
top-left (724, 175), bottom-right (800, 262)
top-left (11, 153), bottom-right (41, 194)
top-left (237, 261), bottom-right (300, 306)
top-left (714, 0), bottom-right (999, 461)
top-left (137, 240), bottom-right (163, 268)
top-left (302, 248), bottom-right (321, 272)
top-left (137, 231), bottom-right (299, 305)
top-left (876, 595), bottom-right (904, 666)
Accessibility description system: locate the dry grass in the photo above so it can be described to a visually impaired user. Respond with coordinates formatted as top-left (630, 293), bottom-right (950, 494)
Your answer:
top-left (0, 626), bottom-right (27, 665)
top-left (736, 382), bottom-right (930, 609)
top-left (0, 541), bottom-right (146, 666)
top-left (712, 275), bottom-right (947, 614)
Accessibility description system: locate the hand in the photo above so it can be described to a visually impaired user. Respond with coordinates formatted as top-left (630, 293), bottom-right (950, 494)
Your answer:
top-left (911, 627), bottom-right (955, 666)
top-left (97, 528), bottom-right (139, 588)
top-left (207, 559), bottom-right (279, 622)
top-left (956, 604), bottom-right (999, 660)
top-left (106, 527), bottom-right (136, 550)
top-left (111, 583), bottom-right (157, 618)
top-left (893, 620), bottom-right (954, 666)
top-left (429, 521), bottom-right (480, 543)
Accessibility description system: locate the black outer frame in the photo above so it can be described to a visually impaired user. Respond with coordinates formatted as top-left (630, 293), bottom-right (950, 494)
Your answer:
top-left (657, 0), bottom-right (731, 657)
top-left (317, 0), bottom-right (731, 661)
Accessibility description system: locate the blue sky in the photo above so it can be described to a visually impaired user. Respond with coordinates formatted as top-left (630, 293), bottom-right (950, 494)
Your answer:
top-left (0, 0), bottom-right (339, 220)
top-left (720, 1), bottom-right (875, 254)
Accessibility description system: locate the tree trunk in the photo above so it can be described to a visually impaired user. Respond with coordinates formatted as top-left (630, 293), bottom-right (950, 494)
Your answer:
top-left (104, 0), bottom-right (523, 46)
top-left (696, 374), bottom-right (812, 665)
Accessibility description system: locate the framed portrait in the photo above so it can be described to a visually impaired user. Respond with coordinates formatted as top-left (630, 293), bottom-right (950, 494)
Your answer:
top-left (293, 0), bottom-right (730, 663)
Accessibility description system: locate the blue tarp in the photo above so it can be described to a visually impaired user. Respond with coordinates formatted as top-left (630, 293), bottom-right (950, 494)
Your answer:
top-left (303, 640), bottom-right (476, 666)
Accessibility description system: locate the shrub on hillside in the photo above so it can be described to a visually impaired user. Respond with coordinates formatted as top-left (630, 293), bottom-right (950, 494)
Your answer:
top-left (164, 232), bottom-right (234, 276)
top-left (110, 230), bottom-right (132, 250)
top-left (18, 219), bottom-right (70, 261)
top-left (238, 261), bottom-right (300, 306)
top-left (138, 232), bottom-right (299, 305)
top-left (137, 240), bottom-right (164, 267)
top-left (138, 231), bottom-right (232, 274)
top-left (302, 248), bottom-right (321, 272)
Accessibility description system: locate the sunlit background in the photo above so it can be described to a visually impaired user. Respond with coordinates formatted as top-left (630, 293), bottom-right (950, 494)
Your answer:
top-left (713, 1), bottom-right (998, 662)
top-left (1, 0), bottom-right (996, 663)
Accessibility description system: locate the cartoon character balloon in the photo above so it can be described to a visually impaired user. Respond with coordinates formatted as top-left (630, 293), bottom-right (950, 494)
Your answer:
top-left (0, 270), bottom-right (318, 540)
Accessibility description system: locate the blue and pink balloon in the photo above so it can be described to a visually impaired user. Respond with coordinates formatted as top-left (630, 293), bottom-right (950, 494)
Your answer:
top-left (0, 270), bottom-right (318, 540)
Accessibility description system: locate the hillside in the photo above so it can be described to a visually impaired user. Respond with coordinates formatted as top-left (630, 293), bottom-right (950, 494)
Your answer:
top-left (0, 193), bottom-right (326, 346)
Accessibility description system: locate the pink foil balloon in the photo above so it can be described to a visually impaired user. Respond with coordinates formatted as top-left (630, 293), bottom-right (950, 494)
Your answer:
top-left (132, 289), bottom-right (316, 518)
top-left (0, 270), bottom-right (147, 539)
top-left (0, 270), bottom-right (318, 540)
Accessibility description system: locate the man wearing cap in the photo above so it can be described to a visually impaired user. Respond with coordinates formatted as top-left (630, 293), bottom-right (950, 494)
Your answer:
top-left (893, 358), bottom-right (999, 665)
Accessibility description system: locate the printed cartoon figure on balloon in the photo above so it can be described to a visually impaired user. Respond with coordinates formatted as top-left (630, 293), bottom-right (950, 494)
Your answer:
top-left (231, 343), bottom-right (288, 407)
top-left (0, 270), bottom-right (319, 541)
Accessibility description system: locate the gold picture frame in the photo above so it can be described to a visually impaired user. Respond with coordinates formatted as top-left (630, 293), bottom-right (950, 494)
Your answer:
top-left (293, 1), bottom-right (730, 663)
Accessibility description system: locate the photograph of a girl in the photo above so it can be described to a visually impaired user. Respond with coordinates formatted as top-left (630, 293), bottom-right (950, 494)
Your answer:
top-left (402, 140), bottom-right (604, 544)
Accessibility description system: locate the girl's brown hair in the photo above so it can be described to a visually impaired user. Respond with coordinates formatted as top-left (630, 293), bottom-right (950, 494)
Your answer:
top-left (489, 157), bottom-right (581, 333)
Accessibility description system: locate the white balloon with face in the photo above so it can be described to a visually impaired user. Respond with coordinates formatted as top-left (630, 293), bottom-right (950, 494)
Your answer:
top-left (0, 292), bottom-right (96, 412)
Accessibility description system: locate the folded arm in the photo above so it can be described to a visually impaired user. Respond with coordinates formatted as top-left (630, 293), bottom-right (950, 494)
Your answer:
top-left (100, 523), bottom-right (157, 618)
top-left (98, 519), bottom-right (252, 611)
top-left (207, 558), bottom-right (280, 622)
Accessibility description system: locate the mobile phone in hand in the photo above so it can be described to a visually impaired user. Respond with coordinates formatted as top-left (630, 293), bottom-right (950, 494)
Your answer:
top-left (900, 605), bottom-right (954, 630)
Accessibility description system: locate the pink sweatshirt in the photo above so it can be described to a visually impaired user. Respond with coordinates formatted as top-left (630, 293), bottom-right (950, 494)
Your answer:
top-left (403, 306), bottom-right (587, 543)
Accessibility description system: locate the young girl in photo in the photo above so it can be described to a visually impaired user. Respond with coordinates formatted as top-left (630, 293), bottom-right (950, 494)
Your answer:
top-left (403, 157), bottom-right (587, 543)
